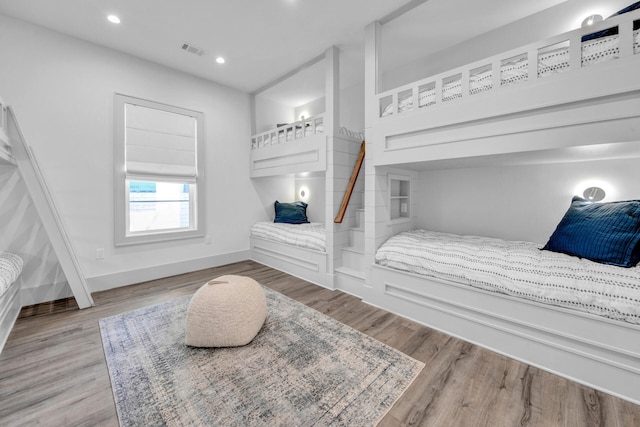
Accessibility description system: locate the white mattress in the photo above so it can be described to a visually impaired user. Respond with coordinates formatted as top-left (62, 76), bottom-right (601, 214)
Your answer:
top-left (381, 31), bottom-right (637, 117)
top-left (0, 251), bottom-right (23, 297)
top-left (375, 229), bottom-right (640, 324)
top-left (250, 222), bottom-right (326, 252)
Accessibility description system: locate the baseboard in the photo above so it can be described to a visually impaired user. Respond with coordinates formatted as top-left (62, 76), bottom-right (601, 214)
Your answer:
top-left (20, 280), bottom-right (73, 307)
top-left (86, 250), bottom-right (251, 293)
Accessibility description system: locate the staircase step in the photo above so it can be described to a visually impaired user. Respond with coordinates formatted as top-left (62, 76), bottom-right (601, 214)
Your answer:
top-left (335, 266), bottom-right (365, 280)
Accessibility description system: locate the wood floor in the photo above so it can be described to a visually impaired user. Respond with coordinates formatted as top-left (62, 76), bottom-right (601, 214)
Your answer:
top-left (1, 260), bottom-right (639, 426)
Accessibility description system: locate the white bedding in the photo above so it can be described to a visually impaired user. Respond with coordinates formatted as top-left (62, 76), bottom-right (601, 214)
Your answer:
top-left (250, 222), bottom-right (326, 252)
top-left (375, 229), bottom-right (640, 324)
top-left (382, 31), bottom-right (638, 117)
top-left (0, 251), bottom-right (23, 297)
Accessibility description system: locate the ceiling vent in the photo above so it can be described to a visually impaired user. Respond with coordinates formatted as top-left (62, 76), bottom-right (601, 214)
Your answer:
top-left (181, 43), bottom-right (207, 57)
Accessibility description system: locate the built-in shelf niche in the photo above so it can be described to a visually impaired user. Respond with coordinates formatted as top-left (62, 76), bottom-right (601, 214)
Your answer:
top-left (389, 174), bottom-right (410, 222)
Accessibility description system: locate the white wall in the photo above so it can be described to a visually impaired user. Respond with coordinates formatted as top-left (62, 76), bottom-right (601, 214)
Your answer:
top-left (294, 97), bottom-right (325, 122)
top-left (295, 174), bottom-right (326, 223)
top-left (339, 82), bottom-right (365, 134)
top-left (251, 175), bottom-right (295, 221)
top-left (0, 14), bottom-right (265, 300)
top-left (291, 82), bottom-right (365, 134)
top-left (254, 96), bottom-right (294, 134)
top-left (415, 158), bottom-right (640, 244)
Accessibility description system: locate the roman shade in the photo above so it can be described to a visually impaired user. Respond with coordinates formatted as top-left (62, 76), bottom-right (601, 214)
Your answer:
top-left (125, 104), bottom-right (197, 180)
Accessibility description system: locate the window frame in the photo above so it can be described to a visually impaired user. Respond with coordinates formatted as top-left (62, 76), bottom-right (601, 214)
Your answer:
top-left (114, 93), bottom-right (205, 246)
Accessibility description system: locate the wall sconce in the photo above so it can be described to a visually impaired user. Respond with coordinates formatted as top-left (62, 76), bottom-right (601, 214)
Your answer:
top-left (299, 111), bottom-right (309, 121)
top-left (581, 14), bottom-right (603, 28)
top-left (583, 186), bottom-right (606, 202)
top-left (299, 186), bottom-right (309, 202)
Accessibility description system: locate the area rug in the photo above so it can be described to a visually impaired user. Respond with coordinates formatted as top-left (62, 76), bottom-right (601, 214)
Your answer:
top-left (99, 286), bottom-right (424, 426)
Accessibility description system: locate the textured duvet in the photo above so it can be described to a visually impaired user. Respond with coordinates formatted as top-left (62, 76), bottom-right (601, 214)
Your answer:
top-left (375, 229), bottom-right (640, 324)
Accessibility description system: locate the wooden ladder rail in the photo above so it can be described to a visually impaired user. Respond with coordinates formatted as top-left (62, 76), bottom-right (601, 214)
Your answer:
top-left (334, 140), bottom-right (365, 223)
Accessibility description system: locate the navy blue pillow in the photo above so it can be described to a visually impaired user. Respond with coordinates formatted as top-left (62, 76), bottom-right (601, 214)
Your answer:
top-left (274, 201), bottom-right (309, 224)
top-left (582, 1), bottom-right (640, 41)
top-left (542, 196), bottom-right (640, 267)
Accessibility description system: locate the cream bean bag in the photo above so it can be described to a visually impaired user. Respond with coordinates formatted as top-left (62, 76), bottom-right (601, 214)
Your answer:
top-left (185, 275), bottom-right (267, 347)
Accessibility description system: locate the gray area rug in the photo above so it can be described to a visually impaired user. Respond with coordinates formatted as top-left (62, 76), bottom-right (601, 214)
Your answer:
top-left (100, 286), bottom-right (424, 426)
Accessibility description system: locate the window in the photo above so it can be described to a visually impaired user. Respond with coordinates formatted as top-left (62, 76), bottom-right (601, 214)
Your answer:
top-left (114, 94), bottom-right (205, 245)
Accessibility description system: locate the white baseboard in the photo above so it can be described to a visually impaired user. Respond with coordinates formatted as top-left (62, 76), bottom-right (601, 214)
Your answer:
top-left (20, 280), bottom-right (73, 307)
top-left (86, 250), bottom-right (251, 293)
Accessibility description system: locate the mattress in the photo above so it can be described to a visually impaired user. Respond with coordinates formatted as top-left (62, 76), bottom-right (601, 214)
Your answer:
top-left (381, 31), bottom-right (639, 117)
top-left (375, 229), bottom-right (640, 324)
top-left (0, 251), bottom-right (23, 297)
top-left (250, 222), bottom-right (326, 252)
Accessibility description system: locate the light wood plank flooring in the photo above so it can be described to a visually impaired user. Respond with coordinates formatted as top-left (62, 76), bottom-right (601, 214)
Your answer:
top-left (1, 260), bottom-right (639, 426)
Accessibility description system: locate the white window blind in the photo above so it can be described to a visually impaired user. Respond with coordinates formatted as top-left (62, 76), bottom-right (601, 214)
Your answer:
top-left (125, 104), bottom-right (197, 179)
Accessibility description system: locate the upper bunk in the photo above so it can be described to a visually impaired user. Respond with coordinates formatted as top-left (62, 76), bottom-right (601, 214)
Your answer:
top-left (0, 96), bottom-right (16, 165)
top-left (366, 3), bottom-right (640, 168)
top-left (249, 46), bottom-right (363, 178)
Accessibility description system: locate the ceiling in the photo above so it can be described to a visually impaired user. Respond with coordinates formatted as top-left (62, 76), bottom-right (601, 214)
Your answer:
top-left (0, 0), bottom-right (623, 106)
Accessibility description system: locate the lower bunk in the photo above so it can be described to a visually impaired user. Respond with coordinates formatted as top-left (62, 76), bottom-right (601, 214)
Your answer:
top-left (1, 251), bottom-right (23, 353)
top-left (368, 229), bottom-right (640, 405)
top-left (250, 222), bottom-right (329, 289)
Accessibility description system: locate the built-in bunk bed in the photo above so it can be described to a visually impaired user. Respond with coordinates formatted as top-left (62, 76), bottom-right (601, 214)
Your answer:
top-left (363, 4), bottom-right (640, 404)
top-left (249, 46), bottom-right (364, 289)
top-left (0, 96), bottom-right (24, 353)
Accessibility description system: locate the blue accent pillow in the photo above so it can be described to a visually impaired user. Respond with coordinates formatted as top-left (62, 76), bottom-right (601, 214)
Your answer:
top-left (274, 201), bottom-right (309, 224)
top-left (542, 196), bottom-right (640, 267)
top-left (582, 1), bottom-right (640, 41)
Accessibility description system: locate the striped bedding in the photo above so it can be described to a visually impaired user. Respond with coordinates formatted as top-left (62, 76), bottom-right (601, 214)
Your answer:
top-left (0, 251), bottom-right (23, 297)
top-left (375, 229), bottom-right (640, 324)
top-left (250, 222), bottom-right (326, 252)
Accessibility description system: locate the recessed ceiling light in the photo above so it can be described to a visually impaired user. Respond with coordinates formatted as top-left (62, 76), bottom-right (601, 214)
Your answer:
top-left (107, 15), bottom-right (121, 24)
top-left (215, 56), bottom-right (225, 64)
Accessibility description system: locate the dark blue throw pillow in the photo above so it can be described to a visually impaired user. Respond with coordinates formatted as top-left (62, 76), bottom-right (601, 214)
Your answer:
top-left (582, 1), bottom-right (640, 41)
top-left (542, 196), bottom-right (640, 267)
top-left (274, 200), bottom-right (309, 224)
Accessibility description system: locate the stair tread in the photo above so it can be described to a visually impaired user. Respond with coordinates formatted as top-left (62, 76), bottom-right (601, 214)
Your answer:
top-left (335, 266), bottom-right (365, 279)
top-left (342, 246), bottom-right (364, 255)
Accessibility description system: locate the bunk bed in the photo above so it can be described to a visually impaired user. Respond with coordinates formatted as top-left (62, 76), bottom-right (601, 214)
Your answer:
top-left (0, 251), bottom-right (23, 353)
top-left (249, 125), bottom-right (363, 288)
top-left (364, 5), bottom-right (640, 405)
top-left (250, 201), bottom-right (329, 288)
top-left (1, 99), bottom-right (21, 353)
top-left (250, 115), bottom-right (326, 178)
top-left (249, 46), bottom-right (364, 289)
top-left (369, 8), bottom-right (640, 167)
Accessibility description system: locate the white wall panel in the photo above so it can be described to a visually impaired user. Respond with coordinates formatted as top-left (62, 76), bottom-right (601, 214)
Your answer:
top-left (416, 157), bottom-right (640, 244)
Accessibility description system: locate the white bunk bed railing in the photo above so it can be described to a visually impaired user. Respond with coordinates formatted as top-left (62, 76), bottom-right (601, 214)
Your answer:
top-left (376, 9), bottom-right (640, 120)
top-left (250, 113), bottom-right (327, 178)
top-left (251, 113), bottom-right (324, 150)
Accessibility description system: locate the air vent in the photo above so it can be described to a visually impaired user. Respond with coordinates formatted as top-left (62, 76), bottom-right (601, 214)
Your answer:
top-left (181, 43), bottom-right (207, 57)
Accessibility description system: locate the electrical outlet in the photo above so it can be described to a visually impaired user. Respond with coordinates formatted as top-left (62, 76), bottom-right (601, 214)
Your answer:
top-left (401, 203), bottom-right (408, 213)
top-left (205, 235), bottom-right (212, 244)
top-left (96, 248), bottom-right (104, 259)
